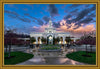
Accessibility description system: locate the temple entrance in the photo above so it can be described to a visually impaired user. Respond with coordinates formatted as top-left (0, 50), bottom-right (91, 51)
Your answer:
top-left (47, 35), bottom-right (53, 44)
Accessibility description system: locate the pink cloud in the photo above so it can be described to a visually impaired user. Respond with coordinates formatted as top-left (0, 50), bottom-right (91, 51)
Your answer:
top-left (32, 24), bottom-right (49, 32)
top-left (56, 19), bottom-right (96, 37)
top-left (74, 24), bottom-right (95, 33)
top-left (33, 26), bottom-right (38, 29)
top-left (32, 19), bottom-right (96, 37)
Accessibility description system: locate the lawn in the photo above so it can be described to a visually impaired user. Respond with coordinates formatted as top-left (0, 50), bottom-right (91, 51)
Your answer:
top-left (66, 51), bottom-right (96, 64)
top-left (4, 51), bottom-right (34, 65)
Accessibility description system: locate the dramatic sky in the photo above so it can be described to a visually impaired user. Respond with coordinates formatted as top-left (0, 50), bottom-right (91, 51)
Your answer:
top-left (4, 4), bottom-right (96, 37)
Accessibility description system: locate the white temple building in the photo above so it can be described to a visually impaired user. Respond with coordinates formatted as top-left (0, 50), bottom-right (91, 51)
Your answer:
top-left (30, 19), bottom-right (79, 44)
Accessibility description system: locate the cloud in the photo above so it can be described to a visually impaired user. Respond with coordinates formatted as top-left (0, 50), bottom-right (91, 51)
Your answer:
top-left (24, 13), bottom-right (37, 20)
top-left (32, 17), bottom-right (44, 25)
top-left (35, 19), bottom-right (44, 25)
top-left (32, 24), bottom-right (48, 32)
top-left (5, 10), bottom-right (31, 23)
top-left (84, 4), bottom-right (91, 7)
top-left (73, 4), bottom-right (96, 22)
top-left (88, 13), bottom-right (96, 18)
top-left (64, 15), bottom-right (72, 20)
top-left (56, 19), bottom-right (96, 37)
top-left (65, 5), bottom-right (96, 29)
top-left (31, 18), bottom-right (96, 37)
top-left (64, 8), bottom-right (79, 17)
top-left (73, 9), bottom-right (90, 22)
top-left (33, 20), bottom-right (35, 22)
top-left (70, 9), bottom-right (79, 16)
top-left (8, 15), bottom-right (17, 18)
top-left (5, 4), bottom-right (96, 37)
top-left (18, 17), bottom-right (31, 23)
top-left (31, 4), bottom-right (96, 32)
top-left (73, 17), bottom-right (93, 29)
top-left (90, 4), bottom-right (96, 11)
top-left (74, 24), bottom-right (95, 33)
top-left (48, 4), bottom-right (59, 17)
top-left (53, 21), bottom-right (60, 28)
top-left (42, 16), bottom-right (50, 24)
top-left (79, 17), bottom-right (93, 24)
top-left (69, 4), bottom-right (92, 8)
top-left (33, 26), bottom-right (38, 29)
top-left (5, 10), bottom-right (19, 17)
top-left (66, 19), bottom-right (73, 24)
top-left (71, 9), bottom-right (79, 13)
top-left (24, 13), bottom-right (44, 25)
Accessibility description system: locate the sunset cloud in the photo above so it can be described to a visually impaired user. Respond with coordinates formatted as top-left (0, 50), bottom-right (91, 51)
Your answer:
top-left (32, 19), bottom-right (95, 37)
top-left (4, 4), bottom-right (96, 37)
top-left (55, 19), bottom-right (96, 37)
top-left (32, 24), bottom-right (49, 32)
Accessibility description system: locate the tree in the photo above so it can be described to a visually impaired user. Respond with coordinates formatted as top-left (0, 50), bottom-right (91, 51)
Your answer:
top-left (5, 29), bottom-right (16, 58)
top-left (65, 37), bottom-right (72, 44)
top-left (80, 31), bottom-right (96, 56)
top-left (30, 37), bottom-right (36, 44)
top-left (81, 32), bottom-right (96, 52)
top-left (75, 39), bottom-right (83, 45)
top-left (89, 37), bottom-right (96, 52)
top-left (82, 36), bottom-right (92, 52)
top-left (87, 31), bottom-right (96, 53)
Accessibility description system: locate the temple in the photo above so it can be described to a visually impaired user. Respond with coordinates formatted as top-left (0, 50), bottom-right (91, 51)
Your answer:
top-left (30, 19), bottom-right (78, 44)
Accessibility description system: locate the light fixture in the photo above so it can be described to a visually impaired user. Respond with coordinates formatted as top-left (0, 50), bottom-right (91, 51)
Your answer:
top-left (49, 36), bottom-right (52, 40)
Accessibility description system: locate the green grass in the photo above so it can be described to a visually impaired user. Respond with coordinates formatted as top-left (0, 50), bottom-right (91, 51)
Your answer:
top-left (66, 51), bottom-right (96, 64)
top-left (4, 51), bottom-right (34, 65)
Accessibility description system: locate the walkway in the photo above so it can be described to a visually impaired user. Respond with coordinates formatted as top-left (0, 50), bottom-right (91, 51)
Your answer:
top-left (6, 45), bottom-right (95, 65)
top-left (16, 56), bottom-right (87, 65)
top-left (16, 47), bottom-right (88, 65)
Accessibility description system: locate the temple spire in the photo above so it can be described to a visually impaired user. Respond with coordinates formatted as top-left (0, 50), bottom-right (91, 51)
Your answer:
top-left (49, 17), bottom-right (53, 28)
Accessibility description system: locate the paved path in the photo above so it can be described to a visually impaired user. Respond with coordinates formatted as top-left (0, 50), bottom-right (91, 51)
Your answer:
top-left (16, 56), bottom-right (87, 65)
top-left (16, 48), bottom-right (88, 65)
top-left (5, 45), bottom-right (95, 65)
